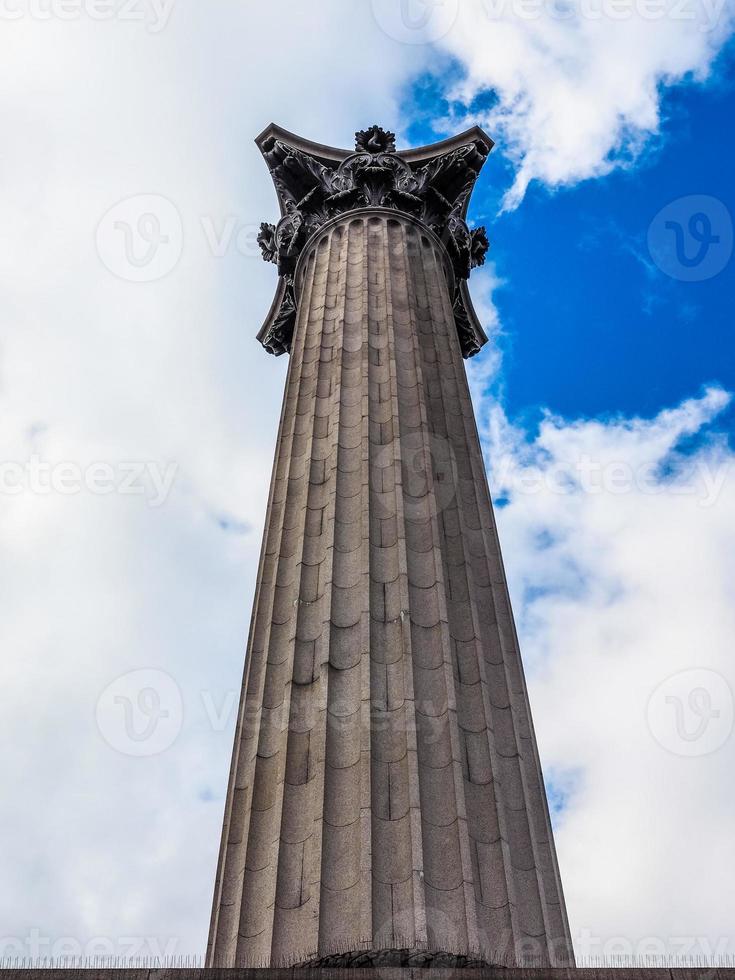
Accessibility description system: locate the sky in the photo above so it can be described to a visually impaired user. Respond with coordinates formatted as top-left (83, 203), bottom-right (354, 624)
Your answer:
top-left (0, 0), bottom-right (734, 966)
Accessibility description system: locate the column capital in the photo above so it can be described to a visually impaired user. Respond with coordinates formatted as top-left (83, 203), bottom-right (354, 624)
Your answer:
top-left (254, 123), bottom-right (494, 359)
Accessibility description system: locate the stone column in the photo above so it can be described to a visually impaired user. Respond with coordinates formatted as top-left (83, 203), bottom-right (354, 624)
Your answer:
top-left (208, 127), bottom-right (572, 970)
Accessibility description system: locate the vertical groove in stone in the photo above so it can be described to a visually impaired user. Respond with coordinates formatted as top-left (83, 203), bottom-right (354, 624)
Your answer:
top-left (401, 223), bottom-right (479, 956)
top-left (388, 220), bottom-right (462, 955)
top-left (318, 219), bottom-right (369, 954)
top-left (208, 242), bottom-right (321, 964)
top-left (210, 210), bottom-right (572, 969)
top-left (357, 218), bottom-right (375, 949)
top-left (380, 218), bottom-right (428, 953)
top-left (368, 216), bottom-right (415, 950)
top-left (419, 240), bottom-right (519, 958)
top-left (270, 225), bottom-right (347, 963)
top-left (236, 234), bottom-right (333, 965)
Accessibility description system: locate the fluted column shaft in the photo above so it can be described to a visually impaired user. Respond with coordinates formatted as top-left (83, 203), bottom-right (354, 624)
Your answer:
top-left (208, 210), bottom-right (571, 968)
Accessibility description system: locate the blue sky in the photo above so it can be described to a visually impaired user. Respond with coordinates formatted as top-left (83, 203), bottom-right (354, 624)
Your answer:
top-left (405, 48), bottom-right (734, 428)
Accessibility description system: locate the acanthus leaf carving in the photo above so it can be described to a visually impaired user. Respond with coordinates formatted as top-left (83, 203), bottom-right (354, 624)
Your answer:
top-left (470, 227), bottom-right (490, 269)
top-left (258, 277), bottom-right (297, 358)
top-left (257, 222), bottom-right (278, 265)
top-left (257, 125), bottom-right (492, 358)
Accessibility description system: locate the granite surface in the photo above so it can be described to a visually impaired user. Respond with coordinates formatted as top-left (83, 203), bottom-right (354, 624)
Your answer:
top-left (208, 208), bottom-right (570, 967)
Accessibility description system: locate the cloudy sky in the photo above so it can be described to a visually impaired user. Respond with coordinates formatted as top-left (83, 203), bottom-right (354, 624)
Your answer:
top-left (1, 0), bottom-right (734, 966)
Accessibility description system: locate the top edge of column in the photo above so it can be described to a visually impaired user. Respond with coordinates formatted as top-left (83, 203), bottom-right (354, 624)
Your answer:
top-left (254, 123), bottom-right (494, 187)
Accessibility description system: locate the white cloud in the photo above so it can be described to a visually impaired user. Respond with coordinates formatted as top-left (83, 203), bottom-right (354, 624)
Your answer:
top-left (433, 0), bottom-right (735, 206)
top-left (468, 281), bottom-right (735, 959)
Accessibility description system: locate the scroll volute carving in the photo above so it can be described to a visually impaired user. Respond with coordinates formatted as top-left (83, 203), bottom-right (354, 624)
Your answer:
top-left (255, 124), bottom-right (493, 359)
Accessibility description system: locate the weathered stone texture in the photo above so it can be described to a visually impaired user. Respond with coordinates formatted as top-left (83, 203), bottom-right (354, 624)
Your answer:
top-left (208, 208), bottom-right (571, 968)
